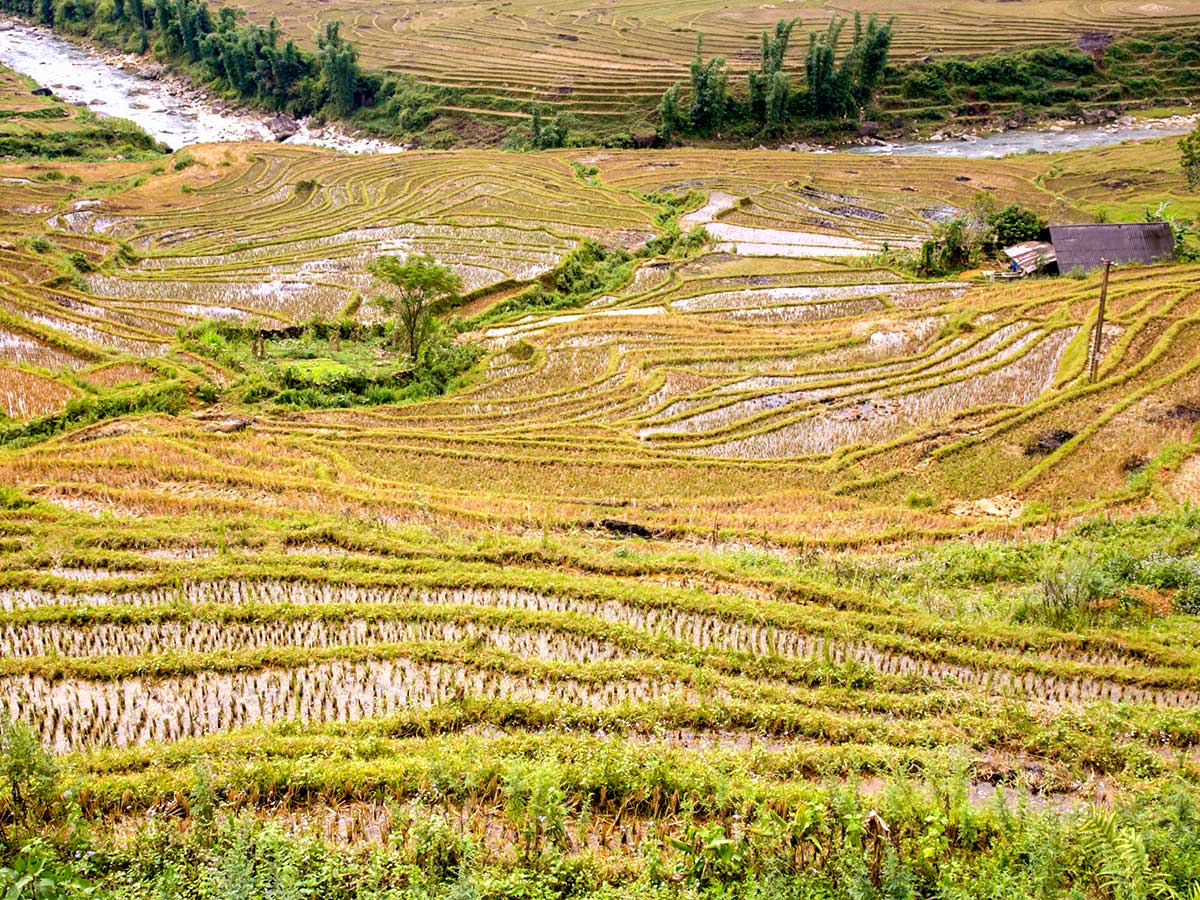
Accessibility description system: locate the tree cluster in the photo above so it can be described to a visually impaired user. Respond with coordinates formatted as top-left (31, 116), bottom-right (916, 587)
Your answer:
top-left (0, 0), bottom-right (371, 117)
top-left (505, 105), bottom-right (578, 150)
top-left (911, 194), bottom-right (1048, 276)
top-left (658, 13), bottom-right (894, 139)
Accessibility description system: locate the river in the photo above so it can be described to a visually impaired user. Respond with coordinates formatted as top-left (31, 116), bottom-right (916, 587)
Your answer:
top-left (849, 117), bottom-right (1197, 158)
top-left (0, 16), bottom-right (402, 152)
top-left (0, 17), bottom-right (1194, 158)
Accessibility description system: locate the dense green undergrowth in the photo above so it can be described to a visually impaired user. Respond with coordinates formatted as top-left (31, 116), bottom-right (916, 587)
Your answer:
top-left (792, 505), bottom-right (1200, 627)
top-left (0, 70), bottom-right (164, 160)
top-left (0, 117), bottom-right (164, 160)
top-left (884, 32), bottom-right (1200, 126)
top-left (2, 711), bottom-right (1199, 900)
top-left (182, 318), bottom-right (480, 410)
top-left (464, 194), bottom-right (707, 329)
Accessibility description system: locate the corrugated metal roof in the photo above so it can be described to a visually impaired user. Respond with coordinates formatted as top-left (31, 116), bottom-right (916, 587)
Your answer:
top-left (1049, 223), bottom-right (1175, 273)
top-left (1003, 240), bottom-right (1057, 275)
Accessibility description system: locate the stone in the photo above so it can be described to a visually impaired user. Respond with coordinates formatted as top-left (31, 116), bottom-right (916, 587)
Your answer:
top-left (265, 114), bottom-right (300, 141)
top-left (206, 417), bottom-right (252, 434)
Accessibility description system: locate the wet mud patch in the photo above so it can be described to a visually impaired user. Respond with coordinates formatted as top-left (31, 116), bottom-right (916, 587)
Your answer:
top-left (1025, 429), bottom-right (1076, 456)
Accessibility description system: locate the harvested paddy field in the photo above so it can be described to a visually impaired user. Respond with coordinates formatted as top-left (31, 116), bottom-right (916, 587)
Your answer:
top-left (1, 126), bottom-right (1200, 895)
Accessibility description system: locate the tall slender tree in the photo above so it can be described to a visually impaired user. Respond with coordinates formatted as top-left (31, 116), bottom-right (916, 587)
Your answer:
top-left (370, 254), bottom-right (462, 361)
top-left (748, 17), bottom-right (798, 132)
top-left (318, 20), bottom-right (360, 117)
top-left (805, 16), bottom-right (850, 117)
top-left (843, 12), bottom-right (894, 108)
top-left (686, 35), bottom-right (729, 133)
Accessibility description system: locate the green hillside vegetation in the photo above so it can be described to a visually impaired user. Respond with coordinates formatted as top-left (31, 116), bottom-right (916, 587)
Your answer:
top-left (7, 0), bottom-right (1200, 146)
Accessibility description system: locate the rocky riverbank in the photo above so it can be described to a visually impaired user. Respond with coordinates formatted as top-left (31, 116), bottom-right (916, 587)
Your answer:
top-left (0, 16), bottom-right (406, 153)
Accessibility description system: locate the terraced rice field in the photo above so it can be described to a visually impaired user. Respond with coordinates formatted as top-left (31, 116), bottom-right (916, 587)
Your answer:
top-left (3, 502), bottom-right (1200, 825)
top-left (3, 141), bottom-right (1198, 520)
top-left (0, 142), bottom-right (1073, 377)
top-left (1, 134), bottom-right (1199, 869)
top-left (206, 0), bottom-right (1200, 124)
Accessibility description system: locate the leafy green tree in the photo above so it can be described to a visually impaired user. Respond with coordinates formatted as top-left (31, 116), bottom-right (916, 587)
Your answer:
top-left (686, 35), bottom-right (730, 133)
top-left (525, 105), bottom-right (574, 149)
top-left (317, 20), bottom-right (359, 117)
top-left (989, 203), bottom-right (1047, 246)
top-left (748, 18), bottom-right (798, 132)
top-left (1182, 123), bottom-right (1200, 190)
top-left (370, 254), bottom-right (462, 360)
top-left (657, 81), bottom-right (685, 139)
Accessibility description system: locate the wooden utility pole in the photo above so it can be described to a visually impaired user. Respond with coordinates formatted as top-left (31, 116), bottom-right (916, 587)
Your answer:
top-left (1088, 258), bottom-right (1112, 383)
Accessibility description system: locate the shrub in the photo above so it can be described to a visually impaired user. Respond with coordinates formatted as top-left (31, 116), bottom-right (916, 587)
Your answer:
top-left (508, 339), bottom-right (535, 361)
top-left (0, 488), bottom-right (34, 511)
top-left (0, 841), bottom-right (94, 899)
top-left (988, 203), bottom-right (1047, 246)
top-left (0, 717), bottom-right (58, 840)
top-left (904, 491), bottom-right (938, 510)
top-left (407, 804), bottom-right (477, 882)
top-left (64, 253), bottom-right (91, 277)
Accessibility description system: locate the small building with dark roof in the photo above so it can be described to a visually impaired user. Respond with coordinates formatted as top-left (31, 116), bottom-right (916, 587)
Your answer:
top-left (1048, 222), bottom-right (1175, 273)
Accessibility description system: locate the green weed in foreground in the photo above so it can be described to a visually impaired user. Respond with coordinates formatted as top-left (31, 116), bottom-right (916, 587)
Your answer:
top-left (5, 723), bottom-right (1200, 900)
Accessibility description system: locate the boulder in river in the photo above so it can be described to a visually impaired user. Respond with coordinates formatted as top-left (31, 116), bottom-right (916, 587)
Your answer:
top-left (265, 114), bottom-right (300, 141)
top-left (1081, 108), bottom-right (1118, 125)
top-left (138, 64), bottom-right (165, 80)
